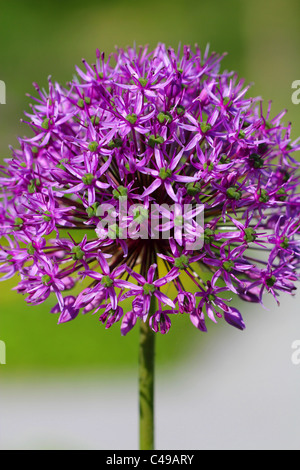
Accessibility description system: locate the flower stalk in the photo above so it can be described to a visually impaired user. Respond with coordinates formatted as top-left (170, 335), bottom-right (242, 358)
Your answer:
top-left (139, 295), bottom-right (156, 450)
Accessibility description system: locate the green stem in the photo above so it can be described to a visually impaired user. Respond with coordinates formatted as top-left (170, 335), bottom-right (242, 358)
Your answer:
top-left (139, 295), bottom-right (156, 450)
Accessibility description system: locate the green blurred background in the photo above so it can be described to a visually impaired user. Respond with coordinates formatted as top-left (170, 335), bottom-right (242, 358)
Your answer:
top-left (1, 0), bottom-right (300, 378)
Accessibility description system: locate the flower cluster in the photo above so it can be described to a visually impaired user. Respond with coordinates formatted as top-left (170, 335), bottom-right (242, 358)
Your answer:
top-left (0, 44), bottom-right (299, 335)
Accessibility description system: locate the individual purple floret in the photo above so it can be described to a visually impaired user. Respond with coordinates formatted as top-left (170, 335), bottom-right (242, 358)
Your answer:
top-left (0, 43), bottom-right (299, 335)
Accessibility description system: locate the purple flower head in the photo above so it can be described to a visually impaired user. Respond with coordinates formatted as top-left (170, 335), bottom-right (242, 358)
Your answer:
top-left (0, 43), bottom-right (299, 334)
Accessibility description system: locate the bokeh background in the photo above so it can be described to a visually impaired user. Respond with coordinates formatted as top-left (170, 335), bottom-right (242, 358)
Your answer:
top-left (1, 0), bottom-right (300, 450)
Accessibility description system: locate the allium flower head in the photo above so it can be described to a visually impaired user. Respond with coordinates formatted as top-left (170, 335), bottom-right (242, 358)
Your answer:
top-left (1, 43), bottom-right (300, 335)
